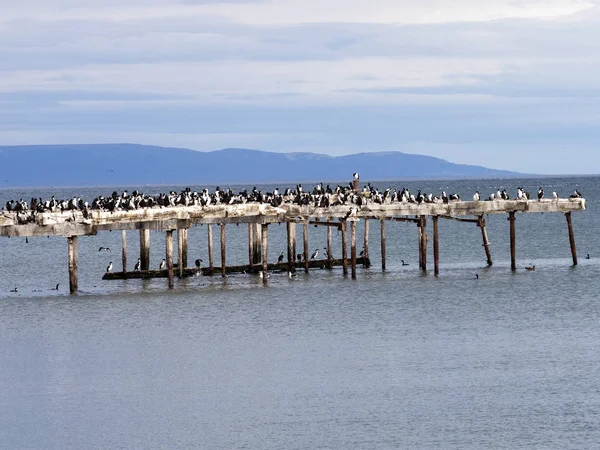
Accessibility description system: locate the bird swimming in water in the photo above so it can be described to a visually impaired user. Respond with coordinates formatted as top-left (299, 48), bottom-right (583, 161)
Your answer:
top-left (475, 274), bottom-right (479, 279)
top-left (134, 258), bottom-right (141, 271)
top-left (288, 271), bottom-right (297, 278)
top-left (98, 247), bottom-right (111, 252)
top-left (401, 260), bottom-right (409, 266)
top-left (52, 283), bottom-right (59, 290)
top-left (259, 271), bottom-right (271, 279)
top-left (9, 287), bottom-right (18, 293)
top-left (586, 254), bottom-right (591, 260)
top-left (277, 252), bottom-right (284, 263)
top-left (159, 258), bottom-right (166, 270)
top-left (525, 265), bottom-right (536, 271)
top-left (106, 262), bottom-right (113, 273)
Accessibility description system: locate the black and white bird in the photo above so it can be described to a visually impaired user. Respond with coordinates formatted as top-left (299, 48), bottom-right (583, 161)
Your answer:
top-left (9, 287), bottom-right (18, 293)
top-left (277, 252), bottom-right (284, 263)
top-left (134, 258), bottom-right (141, 271)
top-left (553, 191), bottom-right (559, 200)
top-left (52, 283), bottom-right (60, 290)
top-left (538, 187), bottom-right (544, 200)
top-left (310, 249), bottom-right (319, 260)
top-left (323, 247), bottom-right (330, 259)
top-left (288, 271), bottom-right (298, 278)
top-left (159, 258), bottom-right (166, 270)
top-left (98, 246), bottom-right (111, 252)
top-left (195, 259), bottom-right (203, 268)
top-left (473, 191), bottom-right (480, 202)
top-left (353, 172), bottom-right (359, 180)
top-left (401, 260), bottom-right (409, 266)
top-left (106, 262), bottom-right (113, 273)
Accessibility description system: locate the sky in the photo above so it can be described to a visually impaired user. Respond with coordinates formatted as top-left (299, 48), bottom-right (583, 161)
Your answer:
top-left (1, 0), bottom-right (600, 174)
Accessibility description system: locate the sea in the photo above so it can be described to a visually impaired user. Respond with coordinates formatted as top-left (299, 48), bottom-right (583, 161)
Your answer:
top-left (1, 176), bottom-right (599, 449)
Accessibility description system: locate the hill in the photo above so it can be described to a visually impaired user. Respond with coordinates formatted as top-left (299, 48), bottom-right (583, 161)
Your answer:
top-left (0, 144), bottom-right (520, 187)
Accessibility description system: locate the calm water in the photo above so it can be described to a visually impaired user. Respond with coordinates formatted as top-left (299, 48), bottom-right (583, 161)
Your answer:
top-left (1, 177), bottom-right (599, 449)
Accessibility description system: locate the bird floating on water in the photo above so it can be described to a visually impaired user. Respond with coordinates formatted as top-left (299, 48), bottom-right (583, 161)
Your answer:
top-left (401, 260), bottom-right (409, 266)
top-left (525, 265), bottom-right (536, 271)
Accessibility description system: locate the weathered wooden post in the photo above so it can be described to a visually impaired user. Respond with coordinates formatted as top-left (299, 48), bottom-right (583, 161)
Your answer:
top-left (420, 216), bottom-right (427, 271)
top-left (327, 218), bottom-right (333, 270)
top-left (166, 230), bottom-right (174, 289)
top-left (287, 222), bottom-right (296, 273)
top-left (253, 223), bottom-right (262, 265)
top-left (181, 228), bottom-right (188, 269)
top-left (139, 228), bottom-right (150, 270)
top-left (261, 223), bottom-right (269, 283)
top-left (350, 220), bottom-right (357, 279)
top-left (509, 211), bottom-right (516, 271)
top-left (220, 223), bottom-right (226, 277)
top-left (121, 230), bottom-right (127, 273)
top-left (67, 236), bottom-right (78, 294)
top-left (177, 229), bottom-right (183, 278)
top-left (380, 219), bottom-right (386, 271)
top-left (433, 215), bottom-right (440, 276)
top-left (303, 220), bottom-right (309, 273)
top-left (566, 212), bottom-right (578, 266)
top-left (207, 224), bottom-right (214, 273)
top-left (478, 215), bottom-right (493, 266)
top-left (248, 223), bottom-right (254, 271)
top-left (363, 219), bottom-right (370, 267)
top-left (341, 220), bottom-right (348, 276)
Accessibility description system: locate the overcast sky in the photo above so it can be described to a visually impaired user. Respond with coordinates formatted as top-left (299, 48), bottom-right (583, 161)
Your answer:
top-left (1, 0), bottom-right (600, 173)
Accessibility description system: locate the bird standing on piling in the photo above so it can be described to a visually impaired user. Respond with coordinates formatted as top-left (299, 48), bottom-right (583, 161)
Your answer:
top-left (473, 191), bottom-right (480, 202)
top-left (278, 252), bottom-right (284, 263)
top-left (310, 249), bottom-right (319, 260)
top-left (134, 258), bottom-right (141, 271)
top-left (106, 262), bottom-right (113, 273)
top-left (538, 188), bottom-right (544, 200)
top-left (159, 259), bottom-right (166, 270)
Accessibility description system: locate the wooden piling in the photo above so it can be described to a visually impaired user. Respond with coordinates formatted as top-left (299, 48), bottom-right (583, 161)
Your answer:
top-left (207, 224), bottom-right (214, 272)
top-left (139, 228), bottom-right (150, 270)
top-left (253, 223), bottom-right (262, 265)
top-left (248, 223), bottom-right (254, 270)
top-left (261, 223), bottom-right (269, 283)
top-left (418, 220), bottom-right (423, 269)
top-left (478, 216), bottom-right (493, 266)
top-left (67, 236), bottom-right (78, 294)
top-left (178, 229), bottom-right (183, 278)
top-left (420, 216), bottom-right (427, 271)
top-left (327, 218), bottom-right (333, 269)
top-left (350, 220), bottom-right (357, 279)
top-left (303, 221), bottom-right (309, 273)
top-left (380, 219), bottom-right (386, 271)
top-left (341, 220), bottom-right (348, 276)
top-left (433, 215), bottom-right (440, 276)
top-left (566, 212), bottom-right (578, 266)
top-left (287, 222), bottom-right (296, 273)
top-left (121, 230), bottom-right (127, 273)
top-left (181, 229), bottom-right (188, 269)
top-left (509, 211), bottom-right (516, 272)
top-left (220, 223), bottom-right (226, 277)
top-left (364, 219), bottom-right (370, 267)
top-left (166, 230), bottom-right (174, 289)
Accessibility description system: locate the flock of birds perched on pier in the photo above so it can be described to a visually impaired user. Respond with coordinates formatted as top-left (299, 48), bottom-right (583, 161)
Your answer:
top-left (1, 177), bottom-right (585, 225)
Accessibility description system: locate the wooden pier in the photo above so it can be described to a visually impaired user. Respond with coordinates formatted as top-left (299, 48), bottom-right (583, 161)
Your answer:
top-left (0, 196), bottom-right (586, 293)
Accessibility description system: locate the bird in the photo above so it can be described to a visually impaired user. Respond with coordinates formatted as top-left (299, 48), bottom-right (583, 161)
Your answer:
top-left (473, 191), bottom-right (480, 202)
top-left (538, 187), bottom-right (544, 200)
top-left (106, 262), bottom-right (113, 273)
top-left (98, 246), bottom-right (111, 252)
top-left (9, 287), bottom-right (18, 293)
top-left (52, 283), bottom-right (60, 290)
top-left (259, 271), bottom-right (271, 279)
top-left (134, 258), bottom-right (141, 271)
top-left (586, 254), bottom-right (591, 260)
top-left (525, 265), bottom-right (536, 271)
top-left (159, 258), bottom-right (166, 270)
top-left (401, 260), bottom-right (409, 266)
top-left (323, 247), bottom-right (330, 259)
top-left (277, 252), bottom-right (284, 263)
top-left (359, 248), bottom-right (365, 257)
top-left (195, 258), bottom-right (203, 268)
top-left (353, 172), bottom-right (359, 180)
top-left (475, 274), bottom-right (479, 279)
top-left (553, 191), bottom-right (559, 200)
top-left (297, 254), bottom-right (303, 262)
top-left (288, 271), bottom-right (298, 278)
top-left (310, 249), bottom-right (319, 260)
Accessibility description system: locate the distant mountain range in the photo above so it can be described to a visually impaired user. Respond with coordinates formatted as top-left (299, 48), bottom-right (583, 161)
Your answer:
top-left (0, 144), bottom-right (520, 187)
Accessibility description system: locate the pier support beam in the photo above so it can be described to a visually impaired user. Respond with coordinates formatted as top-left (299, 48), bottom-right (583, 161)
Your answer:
top-left (350, 220), bottom-right (357, 279)
top-left (287, 222), bottom-right (296, 273)
top-left (121, 230), bottom-right (127, 273)
top-left (566, 212), bottom-right (578, 266)
top-left (380, 219), bottom-right (386, 271)
top-left (181, 229), bottom-right (188, 269)
top-left (303, 221), bottom-right (309, 273)
top-left (341, 220), bottom-right (348, 276)
top-left (220, 223), bottom-right (226, 277)
top-left (166, 230), bottom-right (174, 289)
top-left (327, 218), bottom-right (333, 269)
top-left (207, 224), bottom-right (214, 273)
top-left (363, 219), bottom-right (370, 267)
top-left (419, 216), bottom-right (428, 271)
top-left (139, 228), bottom-right (150, 270)
top-left (252, 223), bottom-right (262, 265)
top-left (478, 216), bottom-right (493, 266)
top-left (248, 223), bottom-right (254, 270)
top-left (509, 211), bottom-right (517, 272)
top-left (178, 229), bottom-right (183, 278)
top-left (433, 216), bottom-right (440, 276)
top-left (261, 224), bottom-right (269, 283)
top-left (67, 236), bottom-right (78, 294)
